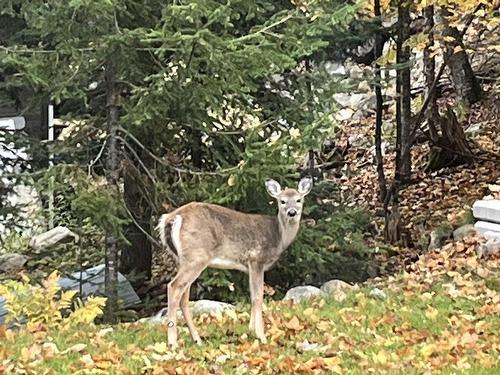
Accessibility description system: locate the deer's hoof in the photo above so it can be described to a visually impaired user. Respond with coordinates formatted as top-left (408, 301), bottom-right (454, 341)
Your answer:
top-left (168, 340), bottom-right (178, 350)
top-left (257, 336), bottom-right (267, 344)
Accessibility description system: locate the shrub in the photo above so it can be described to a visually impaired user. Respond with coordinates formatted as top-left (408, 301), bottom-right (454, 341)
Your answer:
top-left (0, 271), bottom-right (106, 330)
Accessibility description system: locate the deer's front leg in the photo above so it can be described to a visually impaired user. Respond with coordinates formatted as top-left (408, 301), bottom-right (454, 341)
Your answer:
top-left (248, 262), bottom-right (266, 343)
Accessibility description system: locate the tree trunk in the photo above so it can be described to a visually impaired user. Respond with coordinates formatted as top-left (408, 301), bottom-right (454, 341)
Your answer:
top-left (440, 8), bottom-right (482, 105)
top-left (398, 1), bottom-right (411, 183)
top-left (104, 60), bottom-right (120, 321)
top-left (373, 0), bottom-right (386, 202)
top-left (384, 0), bottom-right (412, 245)
top-left (120, 159), bottom-right (152, 285)
top-left (425, 107), bottom-right (473, 171)
top-left (423, 5), bottom-right (439, 142)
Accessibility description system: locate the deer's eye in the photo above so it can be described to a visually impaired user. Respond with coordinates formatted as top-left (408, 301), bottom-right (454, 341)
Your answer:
top-left (296, 199), bottom-right (302, 203)
top-left (280, 200), bottom-right (286, 205)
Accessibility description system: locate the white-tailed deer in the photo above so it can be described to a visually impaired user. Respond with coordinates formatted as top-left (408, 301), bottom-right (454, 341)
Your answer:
top-left (156, 177), bottom-right (312, 348)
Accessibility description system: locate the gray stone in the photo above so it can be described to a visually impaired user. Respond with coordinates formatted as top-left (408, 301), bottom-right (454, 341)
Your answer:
top-left (59, 264), bottom-right (140, 308)
top-left (472, 200), bottom-right (500, 224)
top-left (335, 108), bottom-right (354, 121)
top-left (30, 226), bottom-right (79, 251)
top-left (477, 238), bottom-right (500, 258)
top-left (465, 124), bottom-right (482, 134)
top-left (139, 307), bottom-right (183, 324)
top-left (0, 253), bottom-right (28, 274)
top-left (453, 224), bottom-right (476, 241)
top-left (332, 93), bottom-right (351, 108)
top-left (428, 228), bottom-right (452, 250)
top-left (474, 221), bottom-right (500, 235)
top-left (283, 286), bottom-right (324, 302)
top-left (320, 279), bottom-right (355, 294)
top-left (191, 300), bottom-right (234, 316)
top-left (348, 65), bottom-right (364, 80)
top-left (369, 288), bottom-right (386, 300)
top-left (348, 134), bottom-right (368, 148)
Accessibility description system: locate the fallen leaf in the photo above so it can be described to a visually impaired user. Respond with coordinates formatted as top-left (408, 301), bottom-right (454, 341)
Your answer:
top-left (285, 316), bottom-right (302, 330)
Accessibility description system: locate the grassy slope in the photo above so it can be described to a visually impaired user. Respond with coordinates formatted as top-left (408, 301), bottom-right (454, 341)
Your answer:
top-left (1, 237), bottom-right (499, 374)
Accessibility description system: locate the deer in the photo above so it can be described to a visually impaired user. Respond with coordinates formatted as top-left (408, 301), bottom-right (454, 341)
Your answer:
top-left (156, 177), bottom-right (313, 348)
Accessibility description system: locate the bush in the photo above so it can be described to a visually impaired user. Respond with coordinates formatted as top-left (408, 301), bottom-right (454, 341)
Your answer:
top-left (0, 271), bottom-right (106, 330)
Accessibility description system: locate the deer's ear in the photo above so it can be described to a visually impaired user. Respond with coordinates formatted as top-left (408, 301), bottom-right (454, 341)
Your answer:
top-left (298, 176), bottom-right (313, 196)
top-left (265, 179), bottom-right (282, 198)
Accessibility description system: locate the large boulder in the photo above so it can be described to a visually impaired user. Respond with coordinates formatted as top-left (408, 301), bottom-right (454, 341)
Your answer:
top-left (191, 300), bottom-right (235, 316)
top-left (30, 226), bottom-right (79, 252)
top-left (453, 224), bottom-right (476, 241)
top-left (283, 286), bottom-right (324, 303)
top-left (477, 231), bottom-right (500, 258)
top-left (320, 279), bottom-right (356, 302)
top-left (0, 253), bottom-right (28, 275)
top-left (428, 226), bottom-right (452, 250)
top-left (320, 279), bottom-right (355, 294)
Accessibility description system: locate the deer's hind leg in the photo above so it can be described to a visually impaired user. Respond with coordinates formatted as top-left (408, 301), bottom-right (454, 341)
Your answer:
top-left (180, 284), bottom-right (202, 345)
top-left (167, 260), bottom-right (208, 348)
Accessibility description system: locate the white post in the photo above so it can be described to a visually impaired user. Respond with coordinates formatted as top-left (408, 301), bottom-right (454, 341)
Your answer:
top-left (48, 104), bottom-right (55, 229)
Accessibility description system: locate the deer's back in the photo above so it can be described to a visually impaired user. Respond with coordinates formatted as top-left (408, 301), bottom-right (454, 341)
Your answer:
top-left (172, 202), bottom-right (280, 267)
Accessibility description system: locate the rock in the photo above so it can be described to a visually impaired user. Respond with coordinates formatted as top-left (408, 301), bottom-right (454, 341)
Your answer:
top-left (283, 286), bottom-right (324, 302)
top-left (474, 221), bottom-right (500, 235)
top-left (477, 238), bottom-right (500, 258)
top-left (348, 64), bottom-right (364, 80)
top-left (332, 93), bottom-right (351, 108)
top-left (465, 123), bottom-right (482, 134)
top-left (483, 231), bottom-right (500, 241)
top-left (191, 300), bottom-right (234, 316)
top-left (348, 134), bottom-right (368, 148)
top-left (369, 288), bottom-right (386, 300)
top-left (0, 253), bottom-right (28, 274)
top-left (357, 80), bottom-right (371, 93)
top-left (472, 200), bottom-right (500, 224)
top-left (30, 226), bottom-right (79, 252)
top-left (324, 62), bottom-right (346, 75)
top-left (452, 224), bottom-right (476, 241)
top-left (139, 307), bottom-right (182, 324)
top-left (335, 108), bottom-right (354, 121)
top-left (428, 227), bottom-right (452, 250)
top-left (321, 280), bottom-right (356, 302)
top-left (320, 279), bottom-right (355, 294)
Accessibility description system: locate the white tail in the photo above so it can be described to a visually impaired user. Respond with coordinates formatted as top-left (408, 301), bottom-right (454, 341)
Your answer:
top-left (157, 177), bottom-right (313, 348)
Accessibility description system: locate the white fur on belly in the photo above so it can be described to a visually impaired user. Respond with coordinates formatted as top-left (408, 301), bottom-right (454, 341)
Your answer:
top-left (209, 257), bottom-right (248, 273)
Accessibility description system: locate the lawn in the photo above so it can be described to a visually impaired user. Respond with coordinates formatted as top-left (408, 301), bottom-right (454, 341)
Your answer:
top-left (1, 238), bottom-right (499, 374)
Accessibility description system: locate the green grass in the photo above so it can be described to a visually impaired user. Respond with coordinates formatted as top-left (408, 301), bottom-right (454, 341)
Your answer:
top-left (1, 249), bottom-right (499, 374)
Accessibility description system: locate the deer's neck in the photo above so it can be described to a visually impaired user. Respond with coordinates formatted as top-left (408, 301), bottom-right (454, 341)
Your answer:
top-left (276, 214), bottom-right (301, 252)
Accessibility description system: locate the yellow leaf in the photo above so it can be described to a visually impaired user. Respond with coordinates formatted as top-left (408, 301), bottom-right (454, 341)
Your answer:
top-left (285, 316), bottom-right (302, 330)
top-left (372, 350), bottom-right (388, 365)
top-left (323, 356), bottom-right (342, 373)
top-left (151, 342), bottom-right (169, 354)
top-left (425, 306), bottom-right (439, 320)
top-left (420, 343), bottom-right (436, 358)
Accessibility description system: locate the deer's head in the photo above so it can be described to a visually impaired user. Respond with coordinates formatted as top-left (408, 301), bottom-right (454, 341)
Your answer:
top-left (265, 177), bottom-right (313, 224)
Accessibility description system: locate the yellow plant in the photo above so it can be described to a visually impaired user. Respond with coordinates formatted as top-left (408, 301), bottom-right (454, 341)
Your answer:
top-left (0, 270), bottom-right (106, 330)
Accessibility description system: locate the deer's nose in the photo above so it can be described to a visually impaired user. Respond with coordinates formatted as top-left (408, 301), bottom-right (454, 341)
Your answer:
top-left (287, 208), bottom-right (298, 217)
